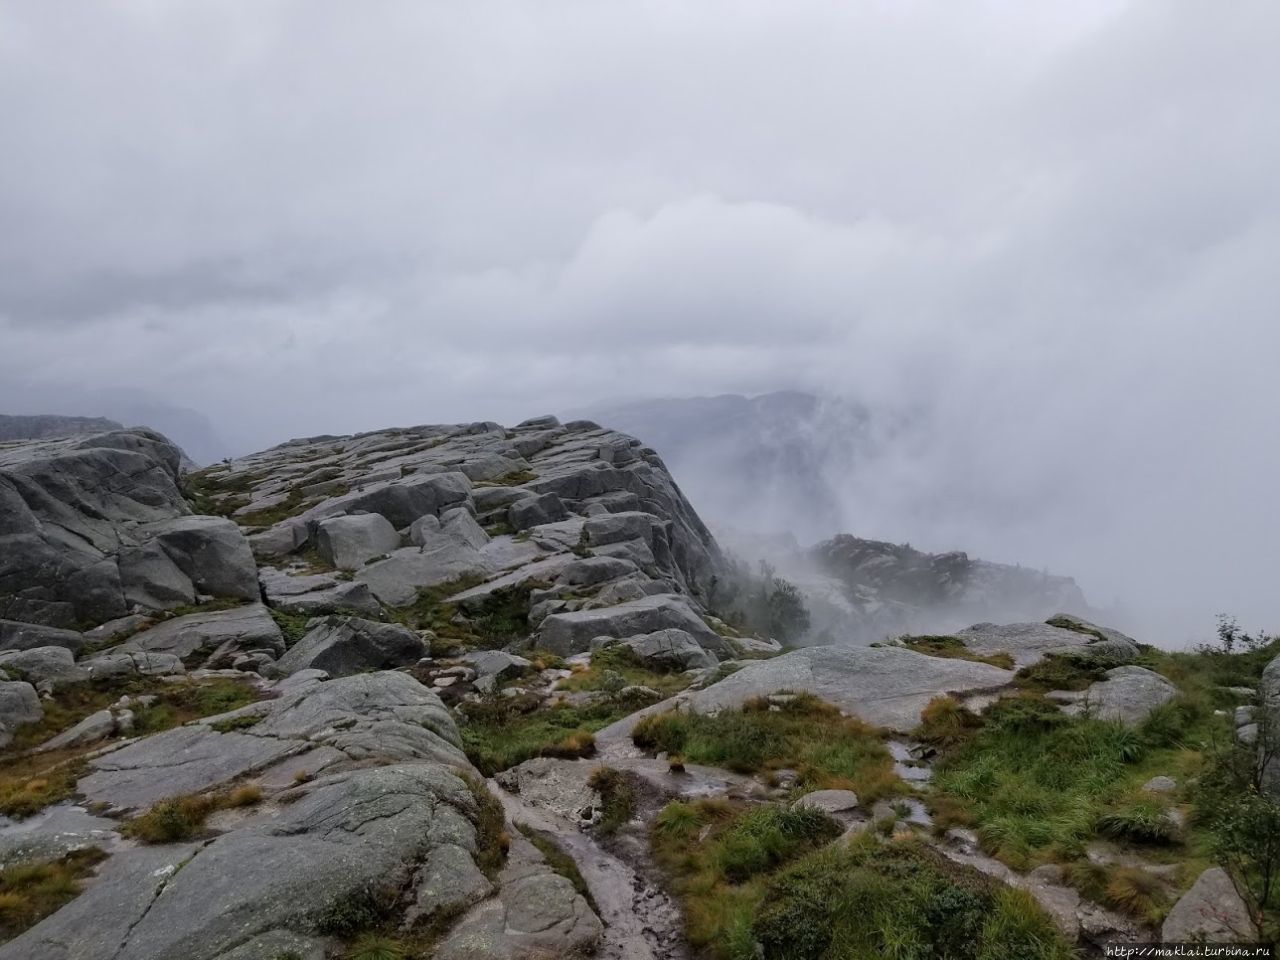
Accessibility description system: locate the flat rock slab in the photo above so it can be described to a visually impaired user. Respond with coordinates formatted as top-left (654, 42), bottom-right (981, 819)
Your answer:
top-left (0, 804), bottom-right (121, 867)
top-left (120, 603), bottom-right (284, 661)
top-left (1161, 867), bottom-right (1254, 943)
top-left (956, 621), bottom-right (1105, 666)
top-left (603, 644), bottom-right (1013, 735)
top-left (537, 593), bottom-right (728, 658)
top-left (355, 545), bottom-right (492, 607)
top-left (80, 671), bottom-right (466, 811)
top-left (78, 725), bottom-right (300, 812)
top-left (2, 765), bottom-right (486, 960)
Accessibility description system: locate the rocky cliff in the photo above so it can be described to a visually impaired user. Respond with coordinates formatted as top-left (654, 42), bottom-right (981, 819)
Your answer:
top-left (0, 415), bottom-right (125, 443)
top-left (0, 418), bottom-right (1271, 958)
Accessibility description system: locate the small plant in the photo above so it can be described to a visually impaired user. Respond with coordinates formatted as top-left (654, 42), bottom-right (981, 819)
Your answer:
top-left (1096, 797), bottom-right (1179, 845)
top-left (122, 794), bottom-right (219, 844)
top-left (344, 934), bottom-right (407, 960)
top-left (588, 767), bottom-right (636, 834)
top-left (224, 785), bottom-right (263, 808)
top-left (0, 848), bottom-right (107, 941)
top-left (459, 774), bottom-right (509, 877)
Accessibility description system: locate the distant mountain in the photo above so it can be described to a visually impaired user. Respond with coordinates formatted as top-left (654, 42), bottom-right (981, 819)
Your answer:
top-left (0, 414), bottom-right (124, 443)
top-left (0, 387), bottom-right (231, 465)
top-left (584, 391), bottom-right (1093, 642)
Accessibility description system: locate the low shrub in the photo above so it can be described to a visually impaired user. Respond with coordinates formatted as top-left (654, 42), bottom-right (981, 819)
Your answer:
top-left (587, 767), bottom-right (636, 835)
top-left (1096, 796), bottom-right (1179, 845)
top-left (0, 848), bottom-right (107, 943)
top-left (715, 805), bottom-right (840, 883)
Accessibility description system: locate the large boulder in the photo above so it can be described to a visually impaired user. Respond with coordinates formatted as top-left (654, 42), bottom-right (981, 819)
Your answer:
top-left (304, 471), bottom-right (472, 530)
top-left (0, 645), bottom-right (89, 691)
top-left (1161, 867), bottom-right (1254, 943)
top-left (0, 430), bottom-right (188, 628)
top-left (0, 620), bottom-right (85, 655)
top-left (2, 764), bottom-right (495, 960)
top-left (273, 616), bottom-right (426, 677)
top-left (956, 621), bottom-right (1131, 667)
top-left (80, 649), bottom-right (185, 680)
top-left (508, 492), bottom-right (568, 531)
top-left (0, 680), bottom-right (41, 747)
top-left (557, 556), bottom-right (639, 588)
top-left (355, 544), bottom-right (491, 608)
top-left (313, 513), bottom-right (402, 571)
top-left (139, 515), bottom-right (261, 602)
top-left (120, 603), bottom-right (284, 662)
top-left (618, 628), bottom-right (717, 671)
top-left (537, 593), bottom-right (727, 657)
top-left (116, 541), bottom-right (197, 610)
top-left (257, 566), bottom-right (382, 618)
top-left (1073, 666), bottom-right (1178, 727)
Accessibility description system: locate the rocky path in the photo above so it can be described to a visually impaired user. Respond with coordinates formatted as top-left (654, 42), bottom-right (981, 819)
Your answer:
top-left (494, 783), bottom-right (689, 960)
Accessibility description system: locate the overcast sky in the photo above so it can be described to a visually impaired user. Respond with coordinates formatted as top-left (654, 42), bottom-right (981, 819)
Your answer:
top-left (1, 1), bottom-right (1277, 641)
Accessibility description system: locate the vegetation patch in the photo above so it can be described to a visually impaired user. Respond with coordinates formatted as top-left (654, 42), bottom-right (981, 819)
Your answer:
top-left (0, 848), bottom-right (108, 944)
top-left (269, 608), bottom-right (314, 647)
top-left (632, 693), bottom-right (902, 801)
top-left (926, 691), bottom-right (1217, 870)
top-left (0, 676), bottom-right (260, 819)
top-left (900, 634), bottom-right (1016, 670)
top-left (459, 773), bottom-right (509, 878)
top-left (122, 783), bottom-right (264, 843)
top-left (388, 576), bottom-right (540, 650)
top-left (0, 752), bottom-right (87, 820)
top-left (559, 643), bottom-right (695, 699)
top-left (1011, 652), bottom-right (1118, 692)
top-left (587, 766), bottom-right (636, 834)
top-left (753, 833), bottom-right (1072, 960)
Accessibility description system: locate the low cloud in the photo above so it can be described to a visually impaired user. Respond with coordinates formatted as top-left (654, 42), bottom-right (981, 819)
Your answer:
top-left (0, 0), bottom-right (1275, 643)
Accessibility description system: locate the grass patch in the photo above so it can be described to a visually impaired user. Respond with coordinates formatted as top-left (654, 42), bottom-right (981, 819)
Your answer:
top-left (929, 692), bottom-right (1222, 870)
top-left (121, 782), bottom-right (265, 843)
top-left (459, 773), bottom-right (509, 878)
top-left (900, 635), bottom-right (1016, 670)
top-left (0, 848), bottom-right (108, 943)
top-left (753, 834), bottom-right (1073, 960)
top-left (388, 576), bottom-right (540, 650)
top-left (559, 643), bottom-right (695, 699)
top-left (632, 693), bottom-right (902, 802)
top-left (1012, 652), bottom-right (1117, 692)
top-left (270, 609), bottom-right (314, 647)
top-left (457, 693), bottom-right (639, 776)
top-left (587, 767), bottom-right (636, 834)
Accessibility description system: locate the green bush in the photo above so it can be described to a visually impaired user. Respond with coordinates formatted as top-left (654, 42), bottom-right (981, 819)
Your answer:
top-left (1096, 796), bottom-right (1179, 845)
top-left (752, 835), bottom-right (1072, 960)
top-left (716, 806), bottom-right (840, 883)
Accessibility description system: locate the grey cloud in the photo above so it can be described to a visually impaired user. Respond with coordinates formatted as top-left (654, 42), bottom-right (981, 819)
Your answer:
top-left (0, 0), bottom-right (1276, 642)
